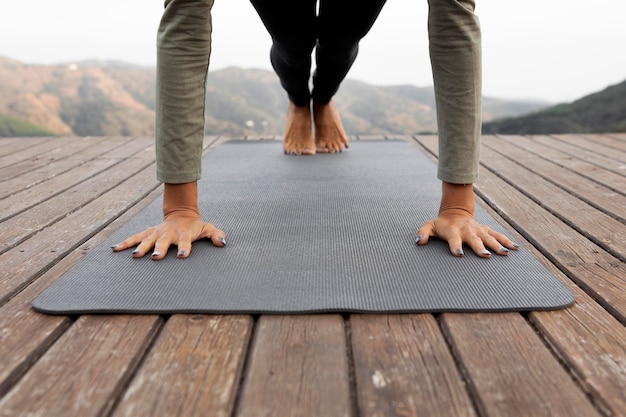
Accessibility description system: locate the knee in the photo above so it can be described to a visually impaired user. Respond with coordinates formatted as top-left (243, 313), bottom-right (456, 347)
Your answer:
top-left (271, 40), bottom-right (316, 67)
top-left (316, 39), bottom-right (359, 63)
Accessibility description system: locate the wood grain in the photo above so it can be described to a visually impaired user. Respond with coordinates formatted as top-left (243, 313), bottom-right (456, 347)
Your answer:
top-left (0, 315), bottom-right (162, 417)
top-left (236, 315), bottom-right (352, 417)
top-left (112, 315), bottom-right (253, 417)
top-left (350, 314), bottom-right (477, 417)
top-left (482, 135), bottom-right (626, 222)
top-left (442, 313), bottom-right (601, 417)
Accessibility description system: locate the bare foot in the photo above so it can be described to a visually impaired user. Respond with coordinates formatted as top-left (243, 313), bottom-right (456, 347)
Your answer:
top-left (283, 100), bottom-right (315, 155)
top-left (313, 100), bottom-right (349, 153)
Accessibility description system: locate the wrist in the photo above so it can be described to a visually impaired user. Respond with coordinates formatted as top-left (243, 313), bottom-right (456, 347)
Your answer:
top-left (439, 182), bottom-right (475, 216)
top-left (163, 182), bottom-right (200, 219)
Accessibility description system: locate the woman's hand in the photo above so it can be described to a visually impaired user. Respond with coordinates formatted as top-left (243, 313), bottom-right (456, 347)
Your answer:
top-left (415, 182), bottom-right (518, 258)
top-left (111, 181), bottom-right (225, 260)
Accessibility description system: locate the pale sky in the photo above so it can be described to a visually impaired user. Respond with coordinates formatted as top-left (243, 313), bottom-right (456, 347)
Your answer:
top-left (2, 0), bottom-right (625, 103)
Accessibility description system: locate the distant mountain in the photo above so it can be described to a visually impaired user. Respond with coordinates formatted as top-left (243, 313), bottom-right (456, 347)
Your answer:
top-left (0, 57), bottom-right (156, 137)
top-left (482, 79), bottom-right (626, 134)
top-left (0, 56), bottom-right (550, 137)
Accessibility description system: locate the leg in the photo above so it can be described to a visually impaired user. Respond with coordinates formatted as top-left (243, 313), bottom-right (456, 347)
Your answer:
top-left (428, 0), bottom-right (482, 184)
top-left (250, 0), bottom-right (317, 155)
top-left (313, 0), bottom-right (387, 153)
top-left (156, 0), bottom-right (214, 183)
top-left (313, 0), bottom-right (386, 103)
top-left (250, 0), bottom-right (317, 106)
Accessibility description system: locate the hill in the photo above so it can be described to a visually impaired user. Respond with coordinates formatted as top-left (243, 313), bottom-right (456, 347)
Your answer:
top-left (482, 78), bottom-right (626, 134)
top-left (0, 112), bottom-right (56, 137)
top-left (0, 56), bottom-right (549, 137)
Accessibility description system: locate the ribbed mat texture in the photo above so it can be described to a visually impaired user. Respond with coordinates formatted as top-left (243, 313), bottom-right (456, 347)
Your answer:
top-left (32, 140), bottom-right (574, 314)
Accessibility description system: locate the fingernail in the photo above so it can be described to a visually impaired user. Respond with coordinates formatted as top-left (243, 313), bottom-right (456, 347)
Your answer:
top-left (481, 249), bottom-right (491, 256)
top-left (132, 249), bottom-right (140, 254)
top-left (177, 250), bottom-right (186, 257)
top-left (500, 247), bottom-right (509, 253)
top-left (513, 243), bottom-right (520, 248)
top-left (455, 249), bottom-right (465, 256)
top-left (151, 251), bottom-right (161, 257)
top-left (219, 236), bottom-right (226, 245)
top-left (415, 235), bottom-right (423, 244)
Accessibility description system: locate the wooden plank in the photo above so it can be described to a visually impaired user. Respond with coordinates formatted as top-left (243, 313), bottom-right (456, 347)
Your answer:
top-left (479, 141), bottom-right (626, 260)
top-left (0, 137), bottom-right (51, 159)
top-left (0, 137), bottom-right (26, 151)
top-left (0, 139), bottom-right (154, 250)
top-left (415, 135), bottom-right (626, 323)
top-left (483, 135), bottom-right (626, 221)
top-left (0, 187), bottom-right (162, 398)
top-left (350, 314), bottom-right (477, 417)
top-left (530, 135), bottom-right (626, 175)
top-left (0, 136), bottom-right (78, 177)
top-left (0, 136), bottom-right (153, 222)
top-left (235, 315), bottom-right (352, 417)
top-left (530, 291), bottom-right (626, 417)
top-left (0, 136), bottom-right (119, 199)
top-left (551, 133), bottom-right (626, 160)
top-left (0, 315), bottom-right (162, 417)
top-left (580, 133), bottom-right (626, 152)
top-left (442, 313), bottom-right (601, 417)
top-left (112, 315), bottom-right (253, 417)
top-left (355, 135), bottom-right (390, 140)
top-left (0, 136), bottom-right (112, 185)
top-left (496, 135), bottom-right (626, 195)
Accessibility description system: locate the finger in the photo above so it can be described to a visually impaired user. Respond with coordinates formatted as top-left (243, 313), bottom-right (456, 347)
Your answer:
top-left (206, 226), bottom-right (227, 247)
top-left (176, 239), bottom-right (192, 259)
top-left (132, 242), bottom-right (154, 258)
top-left (151, 235), bottom-right (173, 261)
top-left (131, 233), bottom-right (159, 258)
top-left (446, 235), bottom-right (465, 257)
top-left (489, 229), bottom-right (520, 251)
top-left (465, 235), bottom-right (492, 258)
top-left (480, 230), bottom-right (512, 256)
top-left (415, 221), bottom-right (435, 246)
top-left (111, 229), bottom-right (152, 252)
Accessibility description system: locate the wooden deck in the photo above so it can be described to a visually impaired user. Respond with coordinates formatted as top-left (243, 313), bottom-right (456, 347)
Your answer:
top-left (0, 133), bottom-right (625, 417)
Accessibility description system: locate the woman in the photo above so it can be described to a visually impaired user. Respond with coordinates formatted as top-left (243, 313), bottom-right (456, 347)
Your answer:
top-left (112, 0), bottom-right (518, 260)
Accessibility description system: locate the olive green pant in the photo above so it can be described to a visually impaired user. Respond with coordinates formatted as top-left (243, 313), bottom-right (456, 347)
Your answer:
top-left (155, 0), bottom-right (481, 185)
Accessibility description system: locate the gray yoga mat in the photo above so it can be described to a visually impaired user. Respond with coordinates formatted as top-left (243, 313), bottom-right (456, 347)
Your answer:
top-left (32, 139), bottom-right (574, 314)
